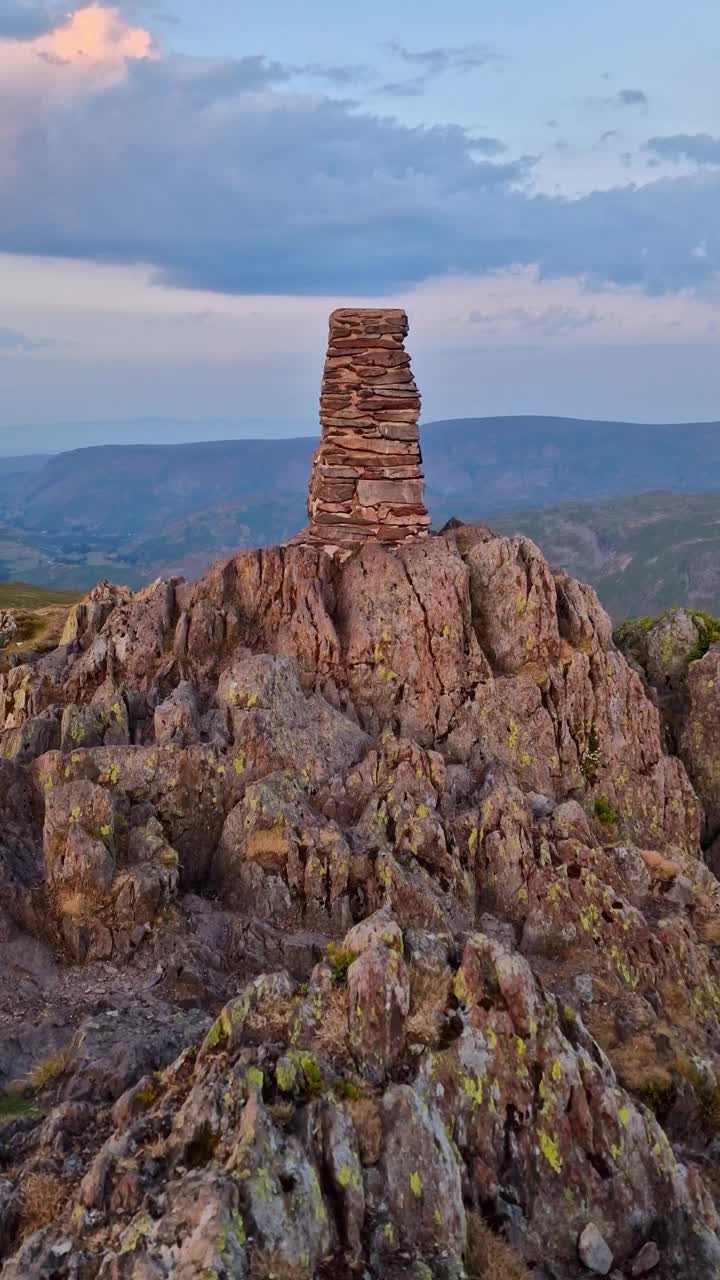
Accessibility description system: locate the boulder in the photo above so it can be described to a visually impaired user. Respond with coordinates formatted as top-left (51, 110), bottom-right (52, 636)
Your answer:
top-left (578, 1223), bottom-right (614, 1274)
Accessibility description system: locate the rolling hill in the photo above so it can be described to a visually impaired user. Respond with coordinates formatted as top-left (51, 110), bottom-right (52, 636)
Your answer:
top-left (3, 416), bottom-right (720, 615)
top-left (491, 490), bottom-right (720, 619)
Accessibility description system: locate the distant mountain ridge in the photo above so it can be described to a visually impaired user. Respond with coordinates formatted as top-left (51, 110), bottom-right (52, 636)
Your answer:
top-left (2, 415), bottom-right (720, 610)
top-left (492, 490), bottom-right (720, 619)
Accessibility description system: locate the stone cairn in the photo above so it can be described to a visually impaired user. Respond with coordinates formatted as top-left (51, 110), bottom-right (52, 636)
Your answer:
top-left (301, 307), bottom-right (430, 546)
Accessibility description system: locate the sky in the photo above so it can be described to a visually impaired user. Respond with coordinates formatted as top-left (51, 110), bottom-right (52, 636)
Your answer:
top-left (0, 0), bottom-right (719, 444)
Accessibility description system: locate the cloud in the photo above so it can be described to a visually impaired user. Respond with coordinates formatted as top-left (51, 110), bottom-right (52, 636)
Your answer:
top-left (0, 8), bottom-right (718, 298)
top-left (617, 88), bottom-right (648, 107)
top-left (377, 76), bottom-right (426, 98)
top-left (387, 42), bottom-right (496, 76)
top-left (645, 133), bottom-right (720, 167)
top-left (296, 61), bottom-right (371, 87)
top-left (469, 303), bottom-right (601, 338)
top-left (0, 325), bottom-right (52, 350)
top-left (467, 136), bottom-right (507, 157)
top-left (378, 41), bottom-right (497, 97)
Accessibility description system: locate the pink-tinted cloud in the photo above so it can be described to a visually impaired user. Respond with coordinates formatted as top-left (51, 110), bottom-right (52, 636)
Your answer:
top-left (0, 3), bottom-right (153, 93)
top-left (42, 4), bottom-right (153, 63)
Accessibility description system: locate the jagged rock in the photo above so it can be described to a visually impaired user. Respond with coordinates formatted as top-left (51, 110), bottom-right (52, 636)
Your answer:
top-left (681, 649), bottom-right (720, 840)
top-left (153, 681), bottom-right (200, 745)
top-left (92, 680), bottom-right (131, 746)
top-left (215, 771), bottom-right (352, 932)
top-left (377, 1084), bottom-right (466, 1275)
top-left (157, 1172), bottom-right (248, 1278)
top-left (60, 701), bottom-right (107, 750)
top-left (3, 522), bottom-right (720, 1277)
top-left (347, 937), bottom-right (410, 1081)
top-left (112, 860), bottom-right (177, 928)
top-left (62, 1001), bottom-right (210, 1104)
top-left (615, 611), bottom-right (720, 846)
top-left (35, 743), bottom-right (236, 891)
top-left (466, 531), bottom-right (560, 673)
top-left (0, 609), bottom-right (18, 649)
top-left (217, 652), bottom-right (369, 784)
top-left (228, 1092), bottom-right (330, 1277)
top-left (0, 708), bottom-right (60, 762)
top-left (1, 1230), bottom-right (75, 1280)
top-left (43, 779), bottom-right (120, 896)
top-left (320, 1100), bottom-right (365, 1263)
top-left (60, 581), bottom-right (132, 648)
top-left (645, 609), bottom-right (700, 688)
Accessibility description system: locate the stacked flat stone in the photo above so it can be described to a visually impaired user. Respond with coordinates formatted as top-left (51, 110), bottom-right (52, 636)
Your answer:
top-left (304, 307), bottom-right (430, 546)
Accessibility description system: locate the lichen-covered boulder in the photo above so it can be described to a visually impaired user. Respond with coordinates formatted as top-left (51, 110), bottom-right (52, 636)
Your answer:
top-left (153, 681), bottom-right (200, 746)
top-left (376, 1085), bottom-right (466, 1278)
top-left (43, 780), bottom-right (121, 897)
top-left (215, 771), bottom-right (352, 932)
top-left (0, 709), bottom-right (60, 763)
top-left (217, 652), bottom-right (369, 786)
top-left (347, 940), bottom-right (410, 1081)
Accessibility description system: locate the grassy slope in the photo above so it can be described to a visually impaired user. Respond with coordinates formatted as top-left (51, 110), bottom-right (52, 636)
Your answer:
top-left (0, 582), bottom-right (81, 671)
top-left (0, 582), bottom-right (80, 608)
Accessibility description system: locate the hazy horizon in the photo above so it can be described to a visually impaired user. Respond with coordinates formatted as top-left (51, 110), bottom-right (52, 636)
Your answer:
top-left (5, 411), bottom-right (720, 458)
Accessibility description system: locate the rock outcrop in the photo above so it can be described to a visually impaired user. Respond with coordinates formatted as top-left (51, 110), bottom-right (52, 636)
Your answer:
top-left (302, 307), bottom-right (430, 547)
top-left (616, 609), bottom-right (720, 861)
top-left (0, 610), bottom-right (18, 650)
top-left (1, 531), bottom-right (720, 1278)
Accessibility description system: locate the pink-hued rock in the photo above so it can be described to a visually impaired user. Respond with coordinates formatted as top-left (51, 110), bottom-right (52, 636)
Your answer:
top-left (3, 527), bottom-right (720, 1272)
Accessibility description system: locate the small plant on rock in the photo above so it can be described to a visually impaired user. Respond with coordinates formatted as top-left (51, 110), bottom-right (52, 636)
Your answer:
top-left (326, 942), bottom-right (357, 983)
top-left (594, 794), bottom-right (618, 826)
top-left (580, 727), bottom-right (602, 784)
top-left (687, 610), bottom-right (720, 663)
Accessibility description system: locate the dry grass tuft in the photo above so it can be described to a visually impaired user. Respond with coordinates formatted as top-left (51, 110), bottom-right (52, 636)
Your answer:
top-left (346, 1097), bottom-right (383, 1166)
top-left (466, 1215), bottom-right (532, 1280)
top-left (244, 997), bottom-right (298, 1042)
top-left (312, 988), bottom-right (350, 1058)
top-left (29, 1046), bottom-right (71, 1092)
top-left (249, 1252), bottom-right (309, 1280)
top-left (19, 1172), bottom-right (69, 1237)
top-left (407, 966), bottom-right (452, 1047)
top-left (54, 889), bottom-right (86, 919)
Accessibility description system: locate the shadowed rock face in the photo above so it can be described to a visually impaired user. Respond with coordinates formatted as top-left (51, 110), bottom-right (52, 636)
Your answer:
top-left (2, 529), bottom-right (720, 1279)
top-left (302, 307), bottom-right (431, 547)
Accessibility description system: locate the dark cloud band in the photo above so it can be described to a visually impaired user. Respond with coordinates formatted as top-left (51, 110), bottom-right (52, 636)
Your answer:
top-left (0, 50), bottom-right (717, 296)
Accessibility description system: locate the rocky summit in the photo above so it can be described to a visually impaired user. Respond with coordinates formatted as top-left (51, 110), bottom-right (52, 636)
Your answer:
top-left (2, 525), bottom-right (720, 1279)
